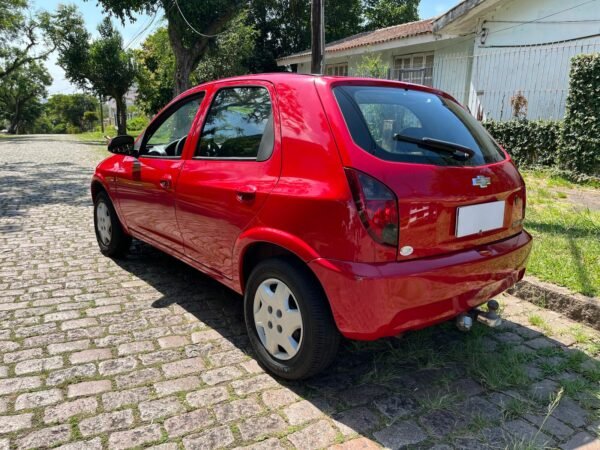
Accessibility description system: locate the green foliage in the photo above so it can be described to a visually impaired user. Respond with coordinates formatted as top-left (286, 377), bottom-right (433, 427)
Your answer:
top-left (44, 94), bottom-right (98, 132)
top-left (483, 120), bottom-right (561, 168)
top-left (194, 11), bottom-right (258, 83)
top-left (0, 60), bottom-right (51, 134)
top-left (559, 53), bottom-right (600, 178)
top-left (134, 27), bottom-right (175, 115)
top-left (353, 53), bottom-right (389, 78)
top-left (127, 115), bottom-right (149, 131)
top-left (363, 0), bottom-right (419, 31)
top-left (56, 10), bottom-right (136, 134)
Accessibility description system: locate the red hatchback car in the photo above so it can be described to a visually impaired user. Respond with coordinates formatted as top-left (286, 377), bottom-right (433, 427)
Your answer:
top-left (92, 74), bottom-right (532, 379)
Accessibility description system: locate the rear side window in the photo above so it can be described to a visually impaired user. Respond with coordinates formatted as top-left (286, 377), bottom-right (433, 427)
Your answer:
top-left (333, 86), bottom-right (505, 166)
top-left (196, 86), bottom-right (273, 160)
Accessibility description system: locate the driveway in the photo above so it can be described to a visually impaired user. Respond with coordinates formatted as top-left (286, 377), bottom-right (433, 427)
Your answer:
top-left (0, 135), bottom-right (598, 450)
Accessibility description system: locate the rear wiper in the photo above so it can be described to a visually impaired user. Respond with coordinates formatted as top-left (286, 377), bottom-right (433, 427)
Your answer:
top-left (393, 133), bottom-right (475, 161)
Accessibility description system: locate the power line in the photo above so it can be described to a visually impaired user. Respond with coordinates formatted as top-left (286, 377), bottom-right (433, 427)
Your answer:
top-left (124, 11), bottom-right (158, 49)
top-left (173, 0), bottom-right (230, 38)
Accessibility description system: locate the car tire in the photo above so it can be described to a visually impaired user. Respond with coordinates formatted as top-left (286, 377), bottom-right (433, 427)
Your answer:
top-left (244, 257), bottom-right (340, 380)
top-left (94, 191), bottom-right (131, 258)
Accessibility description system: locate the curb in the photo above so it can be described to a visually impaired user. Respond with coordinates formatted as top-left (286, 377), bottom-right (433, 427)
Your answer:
top-left (507, 276), bottom-right (600, 331)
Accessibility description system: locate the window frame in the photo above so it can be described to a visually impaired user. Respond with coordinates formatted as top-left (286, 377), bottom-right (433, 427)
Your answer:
top-left (325, 62), bottom-right (349, 76)
top-left (393, 53), bottom-right (434, 87)
top-left (193, 84), bottom-right (274, 162)
top-left (137, 92), bottom-right (206, 160)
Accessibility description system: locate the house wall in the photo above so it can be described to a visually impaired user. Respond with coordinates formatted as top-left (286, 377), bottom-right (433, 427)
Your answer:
top-left (468, 0), bottom-right (600, 120)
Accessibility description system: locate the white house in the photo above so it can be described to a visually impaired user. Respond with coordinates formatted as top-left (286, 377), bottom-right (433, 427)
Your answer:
top-left (276, 0), bottom-right (600, 120)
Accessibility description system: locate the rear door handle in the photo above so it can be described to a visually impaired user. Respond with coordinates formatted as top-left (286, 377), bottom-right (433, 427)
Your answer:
top-left (236, 185), bottom-right (257, 202)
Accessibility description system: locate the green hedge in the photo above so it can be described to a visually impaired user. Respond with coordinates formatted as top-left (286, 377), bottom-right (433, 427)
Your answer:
top-left (483, 120), bottom-right (561, 168)
top-left (559, 53), bottom-right (600, 177)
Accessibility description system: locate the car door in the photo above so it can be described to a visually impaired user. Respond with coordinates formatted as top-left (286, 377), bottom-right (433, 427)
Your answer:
top-left (115, 93), bottom-right (205, 255)
top-left (176, 82), bottom-right (281, 277)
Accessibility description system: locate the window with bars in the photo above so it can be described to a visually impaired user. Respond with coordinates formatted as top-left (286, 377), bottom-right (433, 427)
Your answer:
top-left (394, 53), bottom-right (434, 87)
top-left (325, 63), bottom-right (348, 76)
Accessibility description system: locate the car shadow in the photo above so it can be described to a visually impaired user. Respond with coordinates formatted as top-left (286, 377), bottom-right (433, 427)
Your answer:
top-left (113, 239), bottom-right (600, 449)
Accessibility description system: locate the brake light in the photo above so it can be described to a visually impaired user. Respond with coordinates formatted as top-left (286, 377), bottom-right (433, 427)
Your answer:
top-left (345, 168), bottom-right (399, 247)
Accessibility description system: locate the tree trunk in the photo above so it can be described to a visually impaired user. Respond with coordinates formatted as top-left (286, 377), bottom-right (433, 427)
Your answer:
top-left (115, 96), bottom-right (127, 135)
top-left (173, 53), bottom-right (193, 96)
top-left (8, 102), bottom-right (20, 134)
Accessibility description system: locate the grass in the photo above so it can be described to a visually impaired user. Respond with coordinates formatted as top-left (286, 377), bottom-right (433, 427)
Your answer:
top-left (77, 128), bottom-right (144, 143)
top-left (527, 315), bottom-right (553, 335)
top-left (522, 169), bottom-right (600, 297)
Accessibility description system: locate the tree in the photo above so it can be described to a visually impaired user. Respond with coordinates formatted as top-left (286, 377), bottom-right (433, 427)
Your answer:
top-left (45, 93), bottom-right (98, 131)
top-left (56, 10), bottom-right (136, 135)
top-left (194, 11), bottom-right (258, 83)
top-left (0, 0), bottom-right (80, 80)
top-left (363, 0), bottom-right (419, 31)
top-left (91, 0), bottom-right (244, 95)
top-left (134, 27), bottom-right (175, 116)
top-left (0, 60), bottom-right (51, 134)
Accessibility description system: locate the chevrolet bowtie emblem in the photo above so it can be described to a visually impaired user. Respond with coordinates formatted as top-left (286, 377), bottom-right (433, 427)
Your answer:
top-left (472, 175), bottom-right (491, 188)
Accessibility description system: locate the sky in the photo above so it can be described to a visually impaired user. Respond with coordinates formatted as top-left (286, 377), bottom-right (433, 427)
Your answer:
top-left (31, 0), bottom-right (459, 95)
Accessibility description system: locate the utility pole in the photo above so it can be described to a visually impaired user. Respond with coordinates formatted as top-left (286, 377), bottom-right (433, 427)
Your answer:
top-left (98, 94), bottom-right (104, 133)
top-left (310, 0), bottom-right (325, 74)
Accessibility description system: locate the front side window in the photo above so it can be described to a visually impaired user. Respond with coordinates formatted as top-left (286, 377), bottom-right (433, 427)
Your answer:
top-left (196, 87), bottom-right (273, 160)
top-left (333, 85), bottom-right (506, 167)
top-left (141, 94), bottom-right (203, 158)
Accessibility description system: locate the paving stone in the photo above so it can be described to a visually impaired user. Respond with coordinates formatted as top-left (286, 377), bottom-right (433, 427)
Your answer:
top-left (139, 396), bottom-right (185, 421)
top-left (328, 438), bottom-right (381, 450)
top-left (458, 396), bottom-right (503, 423)
top-left (340, 384), bottom-right (388, 407)
top-left (61, 318), bottom-right (98, 331)
top-left (0, 439), bottom-right (8, 450)
top-left (86, 305), bottom-right (121, 316)
top-left (46, 363), bottom-right (97, 386)
top-left (373, 420), bottom-right (428, 449)
top-left (15, 389), bottom-right (63, 411)
top-left (115, 368), bottom-right (161, 389)
top-left (162, 356), bottom-right (205, 378)
top-left (214, 398), bottom-right (263, 422)
top-left (183, 425), bottom-right (235, 450)
top-left (287, 420), bottom-right (338, 450)
top-left (102, 386), bottom-right (153, 410)
top-left (43, 397), bottom-right (98, 424)
top-left (186, 386), bottom-right (230, 407)
top-left (98, 356), bottom-right (138, 375)
top-left (261, 388), bottom-right (300, 409)
top-left (108, 424), bottom-right (162, 450)
top-left (209, 349), bottom-right (247, 367)
top-left (419, 409), bottom-right (458, 438)
top-left (79, 410), bottom-right (135, 436)
top-left (373, 394), bottom-right (418, 419)
top-left (504, 419), bottom-right (554, 448)
top-left (552, 397), bottom-right (589, 428)
top-left (231, 374), bottom-right (278, 396)
top-left (67, 380), bottom-right (112, 398)
top-left (164, 409), bottom-right (214, 437)
top-left (16, 424), bottom-right (71, 450)
top-left (70, 348), bottom-right (112, 364)
top-left (0, 413), bottom-right (33, 433)
top-left (4, 347), bottom-right (43, 364)
top-left (560, 432), bottom-right (600, 450)
top-left (139, 349), bottom-right (182, 366)
top-left (529, 379), bottom-right (561, 402)
top-left (154, 375), bottom-right (201, 396)
top-left (524, 413), bottom-right (574, 440)
top-left (525, 336), bottom-right (558, 350)
top-left (238, 413), bottom-right (287, 441)
top-left (233, 438), bottom-right (285, 450)
top-left (283, 399), bottom-right (324, 425)
top-left (332, 407), bottom-right (380, 436)
top-left (117, 340), bottom-right (154, 355)
top-left (44, 310), bottom-right (80, 322)
top-left (54, 438), bottom-right (102, 450)
top-left (0, 376), bottom-right (42, 395)
top-left (47, 340), bottom-right (89, 355)
top-left (201, 366), bottom-right (243, 385)
top-left (14, 356), bottom-right (63, 375)
top-left (158, 335), bottom-right (190, 348)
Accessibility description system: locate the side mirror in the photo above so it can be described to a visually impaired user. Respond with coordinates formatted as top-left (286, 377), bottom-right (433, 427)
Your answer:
top-left (108, 135), bottom-right (135, 156)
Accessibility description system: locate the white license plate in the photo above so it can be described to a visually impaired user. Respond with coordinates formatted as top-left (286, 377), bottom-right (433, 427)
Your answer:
top-left (456, 200), bottom-right (505, 238)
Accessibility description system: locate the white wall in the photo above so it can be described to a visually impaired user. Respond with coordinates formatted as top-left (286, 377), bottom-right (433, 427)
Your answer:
top-left (469, 0), bottom-right (600, 120)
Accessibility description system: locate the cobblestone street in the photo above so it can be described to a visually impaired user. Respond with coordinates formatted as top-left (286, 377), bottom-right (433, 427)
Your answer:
top-left (0, 135), bottom-right (598, 450)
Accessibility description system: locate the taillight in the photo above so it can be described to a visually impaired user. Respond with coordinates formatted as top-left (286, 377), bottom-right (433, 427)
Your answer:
top-left (345, 168), bottom-right (399, 247)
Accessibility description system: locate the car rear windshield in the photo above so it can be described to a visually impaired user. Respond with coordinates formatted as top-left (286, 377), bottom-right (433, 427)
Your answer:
top-left (333, 85), bottom-right (506, 166)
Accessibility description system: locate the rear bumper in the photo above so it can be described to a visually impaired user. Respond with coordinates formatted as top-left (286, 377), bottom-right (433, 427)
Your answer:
top-left (309, 230), bottom-right (533, 340)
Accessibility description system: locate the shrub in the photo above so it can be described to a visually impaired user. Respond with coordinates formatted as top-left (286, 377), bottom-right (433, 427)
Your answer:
top-left (127, 116), bottom-right (149, 132)
top-left (483, 120), bottom-right (561, 168)
top-left (559, 53), bottom-right (600, 177)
